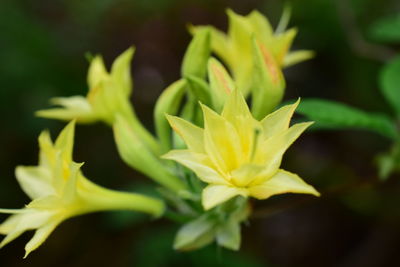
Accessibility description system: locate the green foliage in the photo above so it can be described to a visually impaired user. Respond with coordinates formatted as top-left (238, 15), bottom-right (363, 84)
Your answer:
top-left (380, 56), bottom-right (400, 116)
top-left (368, 14), bottom-right (400, 43)
top-left (297, 99), bottom-right (397, 139)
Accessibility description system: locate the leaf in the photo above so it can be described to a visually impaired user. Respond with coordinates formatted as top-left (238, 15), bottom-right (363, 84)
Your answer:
top-left (296, 98), bottom-right (397, 139)
top-left (216, 219), bottom-right (241, 250)
top-left (376, 142), bottom-right (400, 180)
top-left (368, 14), bottom-right (400, 43)
top-left (380, 56), bottom-right (400, 116)
top-left (173, 214), bottom-right (215, 251)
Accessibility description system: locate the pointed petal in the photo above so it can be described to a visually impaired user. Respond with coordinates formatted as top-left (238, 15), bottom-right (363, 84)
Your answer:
top-left (247, 10), bottom-right (273, 41)
top-left (163, 150), bottom-right (228, 185)
top-left (231, 163), bottom-right (265, 187)
top-left (226, 9), bottom-right (253, 58)
top-left (24, 220), bottom-right (60, 258)
top-left (15, 166), bottom-right (54, 200)
top-left (62, 162), bottom-right (83, 203)
top-left (0, 229), bottom-right (24, 249)
top-left (208, 58), bottom-right (235, 111)
top-left (35, 96), bottom-right (96, 123)
top-left (27, 196), bottom-right (62, 210)
top-left (38, 130), bottom-right (55, 169)
top-left (253, 122), bottom-right (313, 178)
top-left (248, 169), bottom-right (320, 199)
top-left (0, 213), bottom-right (24, 234)
top-left (261, 99), bottom-right (300, 139)
top-left (270, 28), bottom-right (297, 66)
top-left (111, 47), bottom-right (135, 96)
top-left (283, 50), bottom-right (315, 68)
top-left (189, 24), bottom-right (232, 67)
top-left (55, 121), bottom-right (76, 163)
top-left (87, 55), bottom-right (109, 90)
top-left (201, 103), bottom-right (241, 173)
top-left (0, 210), bottom-right (53, 249)
top-left (222, 88), bottom-right (252, 123)
top-left (221, 88), bottom-right (258, 161)
top-left (166, 115), bottom-right (204, 153)
top-left (202, 184), bottom-right (247, 210)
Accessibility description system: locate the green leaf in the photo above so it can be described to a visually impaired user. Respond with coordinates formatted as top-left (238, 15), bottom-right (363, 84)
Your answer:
top-left (173, 214), bottom-right (215, 251)
top-left (216, 219), bottom-right (241, 250)
top-left (297, 98), bottom-right (397, 139)
top-left (380, 56), bottom-right (400, 116)
top-left (377, 142), bottom-right (400, 180)
top-left (368, 14), bottom-right (400, 43)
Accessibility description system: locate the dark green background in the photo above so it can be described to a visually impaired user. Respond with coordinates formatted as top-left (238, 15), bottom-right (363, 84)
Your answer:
top-left (0, 0), bottom-right (399, 266)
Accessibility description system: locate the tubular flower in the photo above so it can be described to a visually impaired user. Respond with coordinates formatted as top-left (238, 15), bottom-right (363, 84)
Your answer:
top-left (36, 48), bottom-right (135, 125)
top-left (163, 89), bottom-right (319, 210)
top-left (0, 121), bottom-right (164, 257)
top-left (190, 9), bottom-right (313, 96)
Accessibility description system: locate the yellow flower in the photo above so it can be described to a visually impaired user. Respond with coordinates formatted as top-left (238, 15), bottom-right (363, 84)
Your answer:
top-left (36, 48), bottom-right (134, 125)
top-left (191, 9), bottom-right (314, 96)
top-left (36, 47), bottom-right (160, 154)
top-left (0, 121), bottom-right (164, 258)
top-left (163, 89), bottom-right (319, 210)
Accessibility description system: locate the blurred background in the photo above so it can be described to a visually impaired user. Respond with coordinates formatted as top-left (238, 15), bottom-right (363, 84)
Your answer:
top-left (1, 0), bottom-right (400, 266)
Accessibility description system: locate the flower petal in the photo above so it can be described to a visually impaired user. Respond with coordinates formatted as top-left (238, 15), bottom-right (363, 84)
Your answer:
top-left (201, 103), bottom-right (242, 173)
top-left (162, 150), bottom-right (228, 185)
top-left (0, 210), bottom-right (53, 249)
top-left (166, 115), bottom-right (204, 153)
top-left (35, 96), bottom-right (95, 123)
top-left (15, 166), bottom-right (54, 200)
top-left (202, 184), bottom-right (247, 210)
top-left (54, 120), bottom-right (76, 163)
top-left (260, 99), bottom-right (299, 139)
top-left (110, 47), bottom-right (134, 96)
top-left (247, 10), bottom-right (273, 42)
top-left (248, 169), bottom-right (320, 199)
top-left (87, 55), bottom-right (109, 90)
top-left (222, 89), bottom-right (259, 161)
top-left (254, 121), bottom-right (313, 178)
top-left (24, 220), bottom-right (60, 258)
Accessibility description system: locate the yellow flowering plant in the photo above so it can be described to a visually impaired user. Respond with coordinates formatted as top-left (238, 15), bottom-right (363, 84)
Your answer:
top-left (190, 9), bottom-right (314, 118)
top-left (0, 121), bottom-right (164, 257)
top-left (1, 8), bottom-right (320, 257)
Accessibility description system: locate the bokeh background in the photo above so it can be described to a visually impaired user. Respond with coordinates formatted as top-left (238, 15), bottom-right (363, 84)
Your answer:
top-left (1, 0), bottom-right (400, 266)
